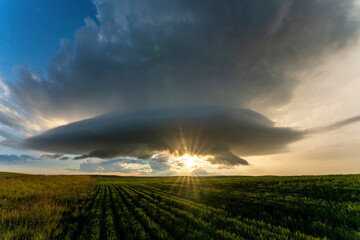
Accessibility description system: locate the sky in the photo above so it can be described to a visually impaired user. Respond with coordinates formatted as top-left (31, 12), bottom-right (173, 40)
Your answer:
top-left (0, 0), bottom-right (359, 176)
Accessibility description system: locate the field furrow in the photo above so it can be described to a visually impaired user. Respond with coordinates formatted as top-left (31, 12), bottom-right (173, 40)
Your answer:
top-left (52, 184), bottom-right (100, 240)
top-left (123, 184), bottom-right (244, 240)
top-left (115, 185), bottom-right (172, 240)
top-left (103, 185), bottom-right (118, 240)
top-left (2, 174), bottom-right (359, 240)
top-left (130, 184), bottom-right (314, 240)
top-left (77, 184), bottom-right (106, 240)
top-left (143, 181), bottom-right (360, 239)
top-left (109, 184), bottom-right (150, 240)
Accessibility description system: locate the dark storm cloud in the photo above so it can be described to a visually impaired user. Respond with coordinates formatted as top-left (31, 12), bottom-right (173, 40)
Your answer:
top-left (5, 0), bottom-right (360, 122)
top-left (2, 0), bottom-right (360, 170)
top-left (207, 147), bottom-right (249, 166)
top-left (23, 106), bottom-right (304, 166)
top-left (0, 154), bottom-right (37, 164)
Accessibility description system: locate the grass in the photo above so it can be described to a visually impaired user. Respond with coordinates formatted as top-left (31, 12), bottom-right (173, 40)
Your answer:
top-left (1, 173), bottom-right (360, 239)
top-left (0, 171), bottom-right (27, 176)
top-left (0, 174), bottom-right (95, 240)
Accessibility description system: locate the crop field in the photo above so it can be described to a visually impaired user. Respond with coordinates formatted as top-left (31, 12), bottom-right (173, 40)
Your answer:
top-left (0, 173), bottom-right (95, 239)
top-left (1, 174), bottom-right (360, 240)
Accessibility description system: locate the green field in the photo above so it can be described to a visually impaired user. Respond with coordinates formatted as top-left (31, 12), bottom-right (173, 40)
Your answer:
top-left (0, 173), bottom-right (359, 239)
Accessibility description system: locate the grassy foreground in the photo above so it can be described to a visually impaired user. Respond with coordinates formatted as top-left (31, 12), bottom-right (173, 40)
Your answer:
top-left (0, 174), bottom-right (359, 239)
top-left (0, 173), bottom-right (95, 239)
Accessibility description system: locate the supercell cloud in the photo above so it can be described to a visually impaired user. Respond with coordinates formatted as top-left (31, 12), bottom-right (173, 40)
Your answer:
top-left (5, 0), bottom-right (360, 124)
top-left (23, 106), bottom-right (303, 166)
top-left (23, 107), bottom-right (360, 166)
top-left (1, 0), bottom-right (360, 169)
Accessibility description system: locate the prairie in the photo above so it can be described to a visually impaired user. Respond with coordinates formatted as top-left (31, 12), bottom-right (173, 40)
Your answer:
top-left (1, 173), bottom-right (359, 239)
top-left (0, 173), bottom-right (95, 239)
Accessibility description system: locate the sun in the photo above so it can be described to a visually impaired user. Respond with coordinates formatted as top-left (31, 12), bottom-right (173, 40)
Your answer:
top-left (178, 154), bottom-right (203, 172)
top-left (183, 154), bottom-right (196, 168)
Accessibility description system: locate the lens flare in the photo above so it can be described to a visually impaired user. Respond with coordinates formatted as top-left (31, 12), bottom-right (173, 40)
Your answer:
top-left (178, 154), bottom-right (203, 172)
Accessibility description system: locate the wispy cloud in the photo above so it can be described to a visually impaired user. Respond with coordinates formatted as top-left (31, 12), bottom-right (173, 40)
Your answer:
top-left (310, 115), bottom-right (360, 133)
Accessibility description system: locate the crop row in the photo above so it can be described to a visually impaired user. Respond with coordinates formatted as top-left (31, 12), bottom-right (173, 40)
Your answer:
top-left (142, 181), bottom-right (360, 240)
top-left (63, 183), bottom-right (319, 240)
top-left (55, 180), bottom-right (360, 240)
top-left (125, 184), bottom-right (314, 240)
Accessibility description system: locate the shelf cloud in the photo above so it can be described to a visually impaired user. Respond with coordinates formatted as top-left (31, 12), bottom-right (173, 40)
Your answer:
top-left (23, 106), bottom-right (360, 167)
top-left (23, 106), bottom-right (304, 166)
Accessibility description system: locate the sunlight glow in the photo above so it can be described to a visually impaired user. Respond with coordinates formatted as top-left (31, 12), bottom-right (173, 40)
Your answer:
top-left (178, 154), bottom-right (203, 172)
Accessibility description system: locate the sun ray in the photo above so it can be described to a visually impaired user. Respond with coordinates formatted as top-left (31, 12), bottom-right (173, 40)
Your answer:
top-left (171, 175), bottom-right (183, 191)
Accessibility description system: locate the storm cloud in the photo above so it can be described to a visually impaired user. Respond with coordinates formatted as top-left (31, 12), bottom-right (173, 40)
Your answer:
top-left (1, 0), bottom-right (359, 135)
top-left (0, 0), bottom-right (359, 172)
top-left (23, 106), bottom-right (304, 166)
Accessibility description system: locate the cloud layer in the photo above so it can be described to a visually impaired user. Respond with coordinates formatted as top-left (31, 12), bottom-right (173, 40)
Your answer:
top-left (0, 154), bottom-right (37, 164)
top-left (1, 0), bottom-right (359, 137)
top-left (23, 106), bottom-right (304, 166)
top-left (68, 158), bottom-right (152, 174)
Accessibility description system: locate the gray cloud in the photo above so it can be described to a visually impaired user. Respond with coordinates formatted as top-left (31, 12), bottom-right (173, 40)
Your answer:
top-left (0, 128), bottom-right (22, 149)
top-left (67, 158), bottom-right (151, 174)
top-left (0, 111), bottom-right (24, 131)
top-left (310, 115), bottom-right (360, 133)
top-left (40, 153), bottom-right (63, 159)
top-left (207, 146), bottom-right (249, 166)
top-left (69, 157), bottom-right (215, 176)
top-left (0, 154), bottom-right (37, 164)
top-left (3, 0), bottom-right (359, 127)
top-left (23, 106), bottom-right (303, 166)
top-left (148, 154), bottom-right (174, 174)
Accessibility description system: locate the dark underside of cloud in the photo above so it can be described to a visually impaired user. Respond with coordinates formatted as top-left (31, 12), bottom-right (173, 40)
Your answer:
top-left (23, 106), bottom-right (304, 166)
